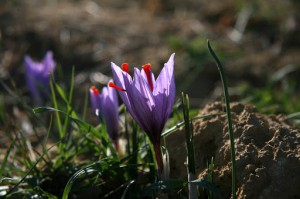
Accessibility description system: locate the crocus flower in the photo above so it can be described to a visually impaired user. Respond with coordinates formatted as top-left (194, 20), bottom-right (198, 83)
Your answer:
top-left (90, 83), bottom-right (119, 150)
top-left (110, 53), bottom-right (175, 177)
top-left (24, 51), bottom-right (55, 105)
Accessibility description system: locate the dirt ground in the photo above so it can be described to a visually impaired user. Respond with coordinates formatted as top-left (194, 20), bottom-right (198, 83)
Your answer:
top-left (167, 101), bottom-right (300, 199)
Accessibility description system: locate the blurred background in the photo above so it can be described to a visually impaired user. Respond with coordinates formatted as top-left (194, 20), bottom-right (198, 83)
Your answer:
top-left (1, 0), bottom-right (300, 122)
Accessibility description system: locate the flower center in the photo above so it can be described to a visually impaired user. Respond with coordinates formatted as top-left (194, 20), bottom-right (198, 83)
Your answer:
top-left (142, 63), bottom-right (153, 92)
top-left (109, 82), bottom-right (126, 91)
top-left (91, 86), bottom-right (100, 95)
top-left (122, 63), bottom-right (129, 74)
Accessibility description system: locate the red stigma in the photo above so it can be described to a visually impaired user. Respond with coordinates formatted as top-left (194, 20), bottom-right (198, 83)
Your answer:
top-left (122, 63), bottom-right (129, 74)
top-left (109, 82), bottom-right (126, 91)
top-left (142, 63), bottom-right (153, 92)
top-left (91, 86), bottom-right (100, 95)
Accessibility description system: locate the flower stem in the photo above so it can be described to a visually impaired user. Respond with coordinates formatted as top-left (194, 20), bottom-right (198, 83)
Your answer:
top-left (153, 141), bottom-right (163, 180)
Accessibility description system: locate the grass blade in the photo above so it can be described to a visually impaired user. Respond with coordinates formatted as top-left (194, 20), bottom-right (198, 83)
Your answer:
top-left (62, 167), bottom-right (98, 199)
top-left (181, 92), bottom-right (197, 199)
top-left (121, 180), bottom-right (135, 199)
top-left (62, 159), bottom-right (119, 199)
top-left (50, 78), bottom-right (63, 139)
top-left (207, 40), bottom-right (236, 199)
top-left (33, 107), bottom-right (100, 138)
top-left (0, 139), bottom-right (16, 178)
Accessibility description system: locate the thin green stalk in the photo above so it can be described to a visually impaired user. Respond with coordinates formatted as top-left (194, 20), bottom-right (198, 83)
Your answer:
top-left (146, 135), bottom-right (156, 180)
top-left (49, 78), bottom-right (64, 159)
top-left (182, 93), bottom-right (195, 174)
top-left (0, 139), bottom-right (16, 178)
top-left (98, 115), bottom-right (118, 159)
top-left (50, 78), bottom-right (63, 138)
top-left (207, 40), bottom-right (236, 199)
top-left (68, 67), bottom-right (75, 105)
top-left (82, 87), bottom-right (89, 121)
top-left (41, 115), bottom-right (53, 161)
top-left (62, 66), bottom-right (75, 134)
top-left (15, 133), bottom-right (33, 169)
top-left (182, 92), bottom-right (197, 199)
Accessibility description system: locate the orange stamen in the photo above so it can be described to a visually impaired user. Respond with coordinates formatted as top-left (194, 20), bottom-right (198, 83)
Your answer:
top-left (142, 63), bottom-right (153, 92)
top-left (91, 86), bottom-right (100, 95)
top-left (122, 63), bottom-right (129, 74)
top-left (109, 82), bottom-right (126, 91)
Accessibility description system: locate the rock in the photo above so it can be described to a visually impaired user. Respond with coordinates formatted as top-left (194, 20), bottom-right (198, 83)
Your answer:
top-left (166, 101), bottom-right (300, 199)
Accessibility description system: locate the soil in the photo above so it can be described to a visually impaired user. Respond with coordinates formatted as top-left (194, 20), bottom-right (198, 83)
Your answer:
top-left (167, 101), bottom-right (300, 199)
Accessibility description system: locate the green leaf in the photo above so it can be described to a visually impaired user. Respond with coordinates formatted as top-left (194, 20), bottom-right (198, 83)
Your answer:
top-left (62, 159), bottom-right (115, 199)
top-left (33, 107), bottom-right (55, 114)
top-left (33, 107), bottom-right (101, 139)
top-left (62, 167), bottom-right (98, 199)
top-left (0, 139), bottom-right (16, 178)
top-left (55, 83), bottom-right (68, 103)
top-left (208, 40), bottom-right (236, 199)
top-left (121, 180), bottom-right (135, 199)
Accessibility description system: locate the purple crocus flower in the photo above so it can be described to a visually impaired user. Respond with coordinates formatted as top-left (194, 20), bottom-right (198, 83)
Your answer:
top-left (90, 83), bottom-right (119, 150)
top-left (24, 51), bottom-right (55, 105)
top-left (109, 53), bottom-right (175, 176)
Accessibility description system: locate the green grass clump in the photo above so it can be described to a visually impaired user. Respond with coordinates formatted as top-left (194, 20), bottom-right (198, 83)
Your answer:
top-left (0, 61), bottom-right (222, 198)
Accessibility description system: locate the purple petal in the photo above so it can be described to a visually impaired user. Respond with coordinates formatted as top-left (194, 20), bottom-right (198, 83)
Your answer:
top-left (154, 53), bottom-right (175, 96)
top-left (152, 53), bottom-right (176, 137)
top-left (111, 62), bottom-right (134, 115)
top-left (43, 51), bottom-right (56, 76)
top-left (24, 55), bottom-right (44, 104)
top-left (24, 55), bottom-right (33, 71)
top-left (101, 86), bottom-right (119, 140)
top-left (133, 68), bottom-right (155, 109)
top-left (90, 88), bottom-right (101, 115)
top-left (107, 81), bottom-right (119, 108)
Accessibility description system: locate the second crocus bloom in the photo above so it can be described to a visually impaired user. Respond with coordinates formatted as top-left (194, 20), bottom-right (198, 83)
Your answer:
top-left (110, 53), bottom-right (175, 177)
top-left (24, 51), bottom-right (56, 105)
top-left (90, 83), bottom-right (119, 150)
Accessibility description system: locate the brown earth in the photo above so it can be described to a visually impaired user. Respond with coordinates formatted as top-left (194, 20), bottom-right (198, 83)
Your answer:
top-left (167, 101), bottom-right (300, 199)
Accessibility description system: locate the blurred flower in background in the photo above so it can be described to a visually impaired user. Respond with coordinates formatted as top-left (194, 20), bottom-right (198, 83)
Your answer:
top-left (24, 51), bottom-right (56, 105)
top-left (90, 83), bottom-right (120, 151)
